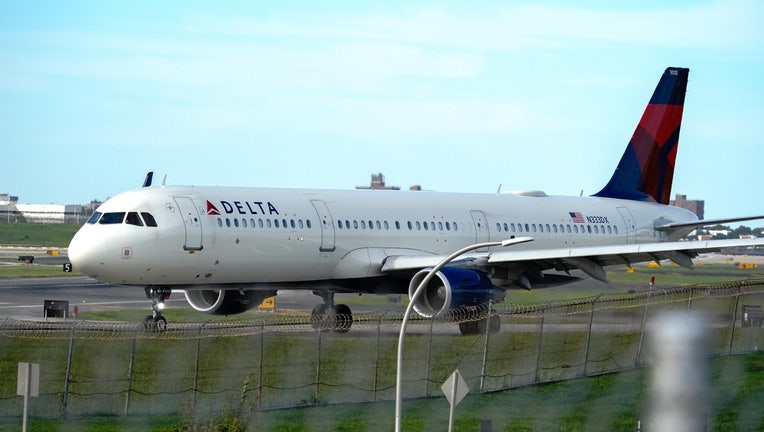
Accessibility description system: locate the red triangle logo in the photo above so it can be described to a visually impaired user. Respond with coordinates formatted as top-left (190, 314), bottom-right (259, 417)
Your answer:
top-left (206, 200), bottom-right (220, 215)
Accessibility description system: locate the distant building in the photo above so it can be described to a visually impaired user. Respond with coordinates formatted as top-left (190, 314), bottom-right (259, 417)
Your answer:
top-left (670, 194), bottom-right (704, 219)
top-left (356, 173), bottom-right (423, 191)
top-left (0, 193), bottom-right (91, 224)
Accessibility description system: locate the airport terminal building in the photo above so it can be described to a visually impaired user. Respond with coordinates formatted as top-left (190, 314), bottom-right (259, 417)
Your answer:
top-left (0, 193), bottom-right (96, 224)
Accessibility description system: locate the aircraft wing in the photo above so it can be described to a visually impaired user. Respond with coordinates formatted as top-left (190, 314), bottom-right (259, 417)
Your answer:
top-left (654, 215), bottom-right (764, 233)
top-left (381, 238), bottom-right (764, 284)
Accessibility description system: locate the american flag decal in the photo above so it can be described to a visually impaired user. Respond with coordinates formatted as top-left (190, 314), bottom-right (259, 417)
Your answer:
top-left (569, 211), bottom-right (584, 223)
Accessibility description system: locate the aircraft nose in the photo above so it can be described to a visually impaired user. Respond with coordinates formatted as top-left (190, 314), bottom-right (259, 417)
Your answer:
top-left (68, 227), bottom-right (108, 278)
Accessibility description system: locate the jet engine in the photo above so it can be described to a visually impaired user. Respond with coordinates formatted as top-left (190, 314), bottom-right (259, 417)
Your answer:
top-left (184, 289), bottom-right (276, 315)
top-left (408, 267), bottom-right (495, 318)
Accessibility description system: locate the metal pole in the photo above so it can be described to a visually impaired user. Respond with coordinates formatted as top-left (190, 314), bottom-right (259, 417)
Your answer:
top-left (21, 363), bottom-right (31, 432)
top-left (258, 320), bottom-right (264, 411)
top-left (583, 294), bottom-right (602, 377)
top-left (727, 286), bottom-right (741, 355)
top-left (636, 278), bottom-right (654, 366)
top-left (315, 329), bottom-right (322, 404)
top-left (479, 302), bottom-right (492, 392)
top-left (395, 238), bottom-right (532, 432)
top-left (123, 337), bottom-right (137, 416)
top-left (60, 322), bottom-right (76, 416)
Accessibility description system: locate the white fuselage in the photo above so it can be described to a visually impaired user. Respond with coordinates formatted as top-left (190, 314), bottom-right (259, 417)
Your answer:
top-left (68, 185), bottom-right (698, 288)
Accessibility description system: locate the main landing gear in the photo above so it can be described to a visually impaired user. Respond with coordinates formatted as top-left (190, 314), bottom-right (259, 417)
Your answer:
top-left (458, 314), bottom-right (501, 335)
top-left (310, 291), bottom-right (353, 333)
top-left (144, 286), bottom-right (171, 331)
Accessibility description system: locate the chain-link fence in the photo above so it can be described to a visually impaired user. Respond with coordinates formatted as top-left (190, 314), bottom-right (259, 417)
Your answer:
top-left (1, 279), bottom-right (763, 419)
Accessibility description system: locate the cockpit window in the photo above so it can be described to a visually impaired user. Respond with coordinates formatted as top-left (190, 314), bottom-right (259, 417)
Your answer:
top-left (87, 212), bottom-right (102, 224)
top-left (125, 212), bottom-right (143, 226)
top-left (141, 212), bottom-right (158, 227)
top-left (99, 212), bottom-right (125, 224)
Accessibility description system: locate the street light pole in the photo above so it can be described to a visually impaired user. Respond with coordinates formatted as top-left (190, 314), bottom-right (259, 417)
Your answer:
top-left (394, 236), bottom-right (532, 432)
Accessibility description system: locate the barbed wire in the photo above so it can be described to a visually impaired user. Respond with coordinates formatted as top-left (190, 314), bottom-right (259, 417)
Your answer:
top-left (1, 279), bottom-right (762, 340)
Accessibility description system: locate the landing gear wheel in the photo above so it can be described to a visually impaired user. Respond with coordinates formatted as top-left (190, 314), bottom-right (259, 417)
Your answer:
top-left (477, 315), bottom-right (501, 334)
top-left (333, 304), bottom-right (353, 333)
top-left (153, 315), bottom-right (167, 332)
top-left (311, 304), bottom-right (336, 331)
top-left (144, 286), bottom-right (171, 332)
top-left (458, 321), bottom-right (480, 335)
top-left (459, 315), bottom-right (500, 336)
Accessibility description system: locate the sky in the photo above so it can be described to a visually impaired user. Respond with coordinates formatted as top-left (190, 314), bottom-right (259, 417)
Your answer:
top-left (1, 1), bottom-right (763, 221)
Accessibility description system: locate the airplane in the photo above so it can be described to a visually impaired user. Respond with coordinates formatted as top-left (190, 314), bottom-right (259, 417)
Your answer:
top-left (68, 67), bottom-right (764, 334)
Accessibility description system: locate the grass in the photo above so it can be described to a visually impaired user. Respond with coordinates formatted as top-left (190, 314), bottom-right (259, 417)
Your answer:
top-left (0, 222), bottom-right (80, 247)
top-left (1, 353), bottom-right (761, 431)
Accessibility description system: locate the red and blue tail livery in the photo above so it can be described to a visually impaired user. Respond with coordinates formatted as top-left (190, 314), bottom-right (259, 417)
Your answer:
top-left (595, 67), bottom-right (689, 204)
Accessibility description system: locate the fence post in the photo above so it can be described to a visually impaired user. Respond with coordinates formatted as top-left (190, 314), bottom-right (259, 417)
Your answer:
top-left (123, 336), bottom-right (137, 416)
top-left (258, 320), bottom-right (264, 411)
top-left (727, 286), bottom-right (741, 355)
top-left (534, 310), bottom-right (545, 383)
top-left (315, 329), bottom-right (323, 404)
top-left (192, 323), bottom-right (202, 413)
top-left (425, 317), bottom-right (434, 397)
top-left (372, 312), bottom-right (385, 402)
top-left (583, 295), bottom-right (602, 377)
top-left (479, 302), bottom-right (493, 392)
top-left (60, 321), bottom-right (76, 417)
top-left (636, 280), bottom-right (655, 367)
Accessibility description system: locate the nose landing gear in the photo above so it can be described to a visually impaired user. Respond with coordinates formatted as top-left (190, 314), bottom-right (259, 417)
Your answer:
top-left (144, 286), bottom-right (171, 331)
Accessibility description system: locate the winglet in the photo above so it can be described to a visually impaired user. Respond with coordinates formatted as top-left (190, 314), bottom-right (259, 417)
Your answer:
top-left (594, 67), bottom-right (689, 204)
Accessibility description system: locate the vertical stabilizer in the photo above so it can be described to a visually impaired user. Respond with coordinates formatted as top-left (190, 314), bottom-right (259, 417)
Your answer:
top-left (594, 67), bottom-right (689, 204)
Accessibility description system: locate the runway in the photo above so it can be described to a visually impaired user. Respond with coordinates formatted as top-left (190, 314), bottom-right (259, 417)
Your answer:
top-left (0, 276), bottom-right (404, 321)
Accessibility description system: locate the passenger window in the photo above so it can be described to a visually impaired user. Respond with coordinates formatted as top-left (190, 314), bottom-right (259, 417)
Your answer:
top-left (275, 219), bottom-right (280, 228)
top-left (217, 218), bottom-right (222, 227)
top-left (125, 212), bottom-right (143, 226)
top-left (242, 219), bottom-right (248, 228)
top-left (226, 218), bottom-right (231, 227)
top-left (383, 221), bottom-right (389, 230)
top-left (307, 220), bottom-right (312, 229)
top-left (395, 221), bottom-right (400, 230)
top-left (423, 221), bottom-right (428, 231)
top-left (87, 212), bottom-right (102, 224)
top-left (99, 212), bottom-right (125, 224)
top-left (453, 222), bottom-right (458, 231)
top-left (496, 223), bottom-right (502, 231)
top-left (234, 218), bottom-right (239, 228)
top-left (377, 221), bottom-right (383, 230)
top-left (291, 219), bottom-right (296, 229)
top-left (299, 220), bottom-right (304, 229)
top-left (266, 219), bottom-right (272, 228)
top-left (407, 221), bottom-right (413, 230)
top-left (445, 222), bottom-right (450, 231)
top-left (337, 221), bottom-right (343, 229)
top-left (416, 221), bottom-right (421, 230)
top-left (438, 222), bottom-right (443, 231)
top-left (353, 220), bottom-right (358, 229)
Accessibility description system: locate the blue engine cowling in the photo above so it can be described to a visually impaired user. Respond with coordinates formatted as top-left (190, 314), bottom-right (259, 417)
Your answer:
top-left (408, 267), bottom-right (494, 318)
top-left (184, 289), bottom-right (276, 315)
